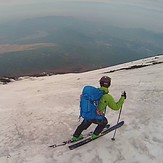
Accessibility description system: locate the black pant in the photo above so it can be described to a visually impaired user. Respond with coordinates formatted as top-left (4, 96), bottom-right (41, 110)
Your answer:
top-left (73, 117), bottom-right (108, 137)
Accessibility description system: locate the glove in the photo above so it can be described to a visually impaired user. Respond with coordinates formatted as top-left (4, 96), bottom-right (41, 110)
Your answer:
top-left (121, 91), bottom-right (126, 99)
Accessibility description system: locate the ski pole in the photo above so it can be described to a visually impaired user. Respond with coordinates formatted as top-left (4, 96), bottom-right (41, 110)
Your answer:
top-left (111, 106), bottom-right (123, 141)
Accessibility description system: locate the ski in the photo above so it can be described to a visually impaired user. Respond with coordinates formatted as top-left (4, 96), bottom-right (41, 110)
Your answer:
top-left (48, 123), bottom-right (110, 148)
top-left (68, 121), bottom-right (124, 150)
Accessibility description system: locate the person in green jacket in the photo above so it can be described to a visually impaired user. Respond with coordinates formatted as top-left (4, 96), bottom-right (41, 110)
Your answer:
top-left (72, 76), bottom-right (126, 141)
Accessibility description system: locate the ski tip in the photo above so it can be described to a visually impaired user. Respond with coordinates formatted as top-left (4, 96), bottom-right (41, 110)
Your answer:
top-left (120, 121), bottom-right (124, 125)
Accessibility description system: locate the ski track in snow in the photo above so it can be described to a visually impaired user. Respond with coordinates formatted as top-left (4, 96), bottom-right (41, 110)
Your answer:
top-left (0, 55), bottom-right (163, 163)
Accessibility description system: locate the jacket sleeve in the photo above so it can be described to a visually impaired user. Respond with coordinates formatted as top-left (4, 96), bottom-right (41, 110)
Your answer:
top-left (98, 94), bottom-right (125, 112)
top-left (106, 94), bottom-right (125, 111)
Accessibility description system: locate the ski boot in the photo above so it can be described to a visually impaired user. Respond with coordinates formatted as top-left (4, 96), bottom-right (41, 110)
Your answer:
top-left (91, 133), bottom-right (99, 139)
top-left (71, 134), bottom-right (83, 142)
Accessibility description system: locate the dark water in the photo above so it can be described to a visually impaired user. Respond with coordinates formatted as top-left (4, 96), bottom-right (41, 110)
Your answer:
top-left (0, 17), bottom-right (163, 77)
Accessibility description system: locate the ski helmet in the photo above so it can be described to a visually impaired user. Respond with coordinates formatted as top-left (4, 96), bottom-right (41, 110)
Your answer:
top-left (99, 76), bottom-right (111, 88)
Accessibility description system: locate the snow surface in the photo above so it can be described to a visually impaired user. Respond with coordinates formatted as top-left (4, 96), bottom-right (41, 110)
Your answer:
top-left (0, 55), bottom-right (163, 163)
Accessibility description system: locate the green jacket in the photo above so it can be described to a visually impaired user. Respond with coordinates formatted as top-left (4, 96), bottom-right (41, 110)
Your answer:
top-left (98, 87), bottom-right (125, 113)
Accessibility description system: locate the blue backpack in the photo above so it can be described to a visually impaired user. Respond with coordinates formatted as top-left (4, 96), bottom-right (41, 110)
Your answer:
top-left (80, 86), bottom-right (105, 120)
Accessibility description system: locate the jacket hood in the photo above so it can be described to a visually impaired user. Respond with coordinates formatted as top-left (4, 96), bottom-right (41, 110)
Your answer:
top-left (99, 86), bottom-right (109, 94)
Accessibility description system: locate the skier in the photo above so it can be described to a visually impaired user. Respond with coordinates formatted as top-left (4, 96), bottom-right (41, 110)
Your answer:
top-left (72, 76), bottom-right (126, 142)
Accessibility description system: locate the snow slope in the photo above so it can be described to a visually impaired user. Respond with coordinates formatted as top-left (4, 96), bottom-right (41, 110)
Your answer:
top-left (0, 55), bottom-right (163, 163)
